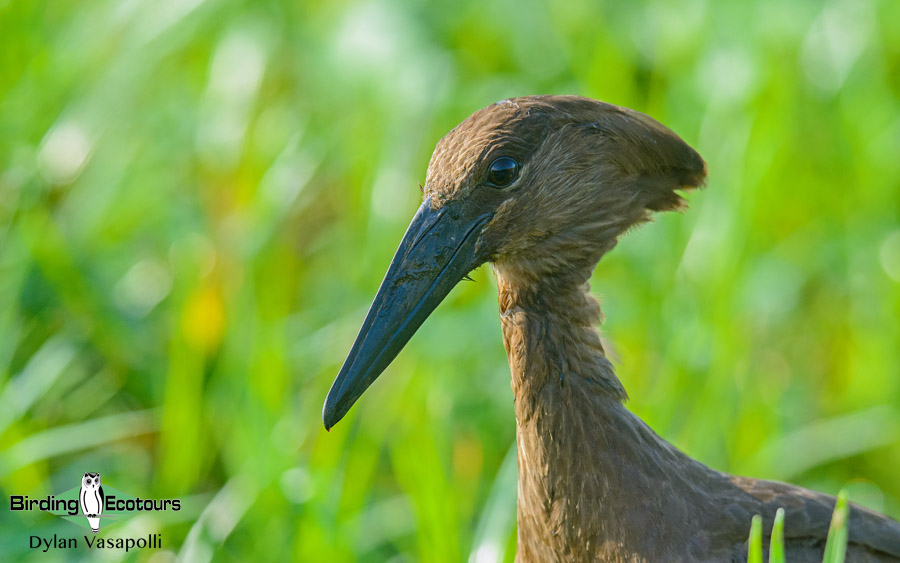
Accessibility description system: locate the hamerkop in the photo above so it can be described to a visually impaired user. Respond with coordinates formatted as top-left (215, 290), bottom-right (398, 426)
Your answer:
top-left (323, 95), bottom-right (900, 561)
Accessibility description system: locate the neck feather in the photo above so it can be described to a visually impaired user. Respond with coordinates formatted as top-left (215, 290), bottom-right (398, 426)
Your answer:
top-left (492, 261), bottom-right (712, 561)
top-left (493, 261), bottom-right (626, 405)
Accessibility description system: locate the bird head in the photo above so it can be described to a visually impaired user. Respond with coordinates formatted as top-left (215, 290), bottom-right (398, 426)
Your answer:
top-left (323, 95), bottom-right (706, 429)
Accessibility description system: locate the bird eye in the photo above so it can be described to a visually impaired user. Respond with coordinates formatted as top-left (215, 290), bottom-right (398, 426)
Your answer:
top-left (486, 157), bottom-right (519, 187)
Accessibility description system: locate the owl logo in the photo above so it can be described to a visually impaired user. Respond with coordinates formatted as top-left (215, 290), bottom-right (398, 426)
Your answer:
top-left (79, 472), bottom-right (104, 533)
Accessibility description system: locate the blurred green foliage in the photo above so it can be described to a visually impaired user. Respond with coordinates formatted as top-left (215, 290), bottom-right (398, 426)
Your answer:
top-left (1, 0), bottom-right (899, 561)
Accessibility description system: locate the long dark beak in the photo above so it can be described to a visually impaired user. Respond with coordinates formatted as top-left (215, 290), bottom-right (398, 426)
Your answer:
top-left (323, 198), bottom-right (493, 429)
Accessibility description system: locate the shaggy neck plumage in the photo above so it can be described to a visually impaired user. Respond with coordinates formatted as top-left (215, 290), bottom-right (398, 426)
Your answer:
top-left (493, 258), bottom-right (708, 561)
top-left (493, 261), bottom-right (626, 403)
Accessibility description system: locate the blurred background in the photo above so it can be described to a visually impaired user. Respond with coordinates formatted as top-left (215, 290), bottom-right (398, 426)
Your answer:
top-left (1, 0), bottom-right (899, 560)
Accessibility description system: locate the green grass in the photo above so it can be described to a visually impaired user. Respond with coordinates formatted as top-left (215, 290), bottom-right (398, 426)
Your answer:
top-left (823, 491), bottom-right (850, 563)
top-left (2, 0), bottom-right (899, 560)
top-left (748, 493), bottom-right (848, 562)
top-left (748, 515), bottom-right (764, 563)
top-left (771, 508), bottom-right (786, 563)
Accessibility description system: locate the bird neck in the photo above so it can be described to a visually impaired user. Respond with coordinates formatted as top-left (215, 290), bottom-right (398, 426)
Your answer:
top-left (493, 262), bottom-right (626, 402)
top-left (493, 262), bottom-right (708, 560)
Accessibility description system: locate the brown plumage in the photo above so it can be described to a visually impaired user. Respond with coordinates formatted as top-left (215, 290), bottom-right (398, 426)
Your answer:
top-left (324, 95), bottom-right (900, 561)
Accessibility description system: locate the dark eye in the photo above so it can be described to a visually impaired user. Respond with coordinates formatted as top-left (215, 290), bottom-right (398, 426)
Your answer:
top-left (487, 157), bottom-right (519, 187)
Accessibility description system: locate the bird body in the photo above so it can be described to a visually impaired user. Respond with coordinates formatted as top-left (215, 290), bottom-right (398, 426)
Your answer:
top-left (498, 263), bottom-right (900, 561)
top-left (324, 96), bottom-right (900, 561)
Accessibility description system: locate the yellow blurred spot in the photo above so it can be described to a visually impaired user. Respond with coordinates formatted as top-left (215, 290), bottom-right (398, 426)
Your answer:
top-left (452, 433), bottom-right (483, 481)
top-left (181, 285), bottom-right (225, 353)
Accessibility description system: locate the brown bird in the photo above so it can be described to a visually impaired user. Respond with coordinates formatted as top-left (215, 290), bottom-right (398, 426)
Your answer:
top-left (323, 95), bottom-right (900, 561)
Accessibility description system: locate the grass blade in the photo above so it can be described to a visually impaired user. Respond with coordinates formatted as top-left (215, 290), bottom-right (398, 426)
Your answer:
top-left (770, 507), bottom-right (785, 563)
top-left (469, 444), bottom-right (518, 563)
top-left (823, 490), bottom-right (849, 563)
top-left (748, 514), bottom-right (764, 563)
